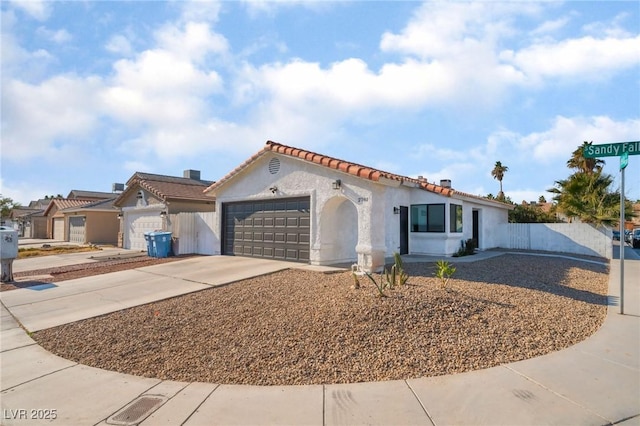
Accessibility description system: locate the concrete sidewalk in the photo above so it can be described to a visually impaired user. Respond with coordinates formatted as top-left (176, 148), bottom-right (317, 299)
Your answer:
top-left (1, 252), bottom-right (638, 425)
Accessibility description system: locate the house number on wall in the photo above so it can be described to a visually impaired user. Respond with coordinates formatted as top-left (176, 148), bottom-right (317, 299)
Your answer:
top-left (357, 197), bottom-right (369, 203)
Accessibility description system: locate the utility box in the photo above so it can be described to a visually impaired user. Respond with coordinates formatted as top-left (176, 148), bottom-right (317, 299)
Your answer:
top-left (1, 226), bottom-right (19, 282)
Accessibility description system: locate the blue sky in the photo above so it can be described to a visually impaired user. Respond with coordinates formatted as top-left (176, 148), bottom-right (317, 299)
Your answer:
top-left (2, 0), bottom-right (639, 206)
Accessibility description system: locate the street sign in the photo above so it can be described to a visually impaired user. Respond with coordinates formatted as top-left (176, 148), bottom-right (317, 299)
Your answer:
top-left (621, 151), bottom-right (629, 170)
top-left (583, 141), bottom-right (640, 158)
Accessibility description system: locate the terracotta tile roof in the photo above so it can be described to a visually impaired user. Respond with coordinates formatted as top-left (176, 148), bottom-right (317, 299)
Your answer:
top-left (61, 198), bottom-right (119, 212)
top-left (114, 172), bottom-right (214, 206)
top-left (43, 199), bottom-right (94, 216)
top-left (205, 141), bottom-right (455, 196)
top-left (206, 141), bottom-right (515, 208)
top-left (67, 190), bottom-right (117, 199)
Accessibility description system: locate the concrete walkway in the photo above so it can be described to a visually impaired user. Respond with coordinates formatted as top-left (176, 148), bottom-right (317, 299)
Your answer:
top-left (1, 251), bottom-right (638, 425)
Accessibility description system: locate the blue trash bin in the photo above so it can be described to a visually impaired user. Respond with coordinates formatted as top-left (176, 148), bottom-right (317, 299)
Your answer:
top-left (143, 232), bottom-right (155, 257)
top-left (150, 231), bottom-right (172, 258)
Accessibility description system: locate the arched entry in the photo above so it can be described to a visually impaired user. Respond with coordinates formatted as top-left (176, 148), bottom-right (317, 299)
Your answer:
top-left (319, 196), bottom-right (358, 265)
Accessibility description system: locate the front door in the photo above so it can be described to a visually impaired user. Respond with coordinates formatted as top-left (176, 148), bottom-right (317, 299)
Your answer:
top-left (399, 206), bottom-right (409, 255)
top-left (472, 210), bottom-right (480, 248)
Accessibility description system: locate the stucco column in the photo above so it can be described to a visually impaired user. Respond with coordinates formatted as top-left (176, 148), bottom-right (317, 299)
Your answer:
top-left (355, 190), bottom-right (387, 272)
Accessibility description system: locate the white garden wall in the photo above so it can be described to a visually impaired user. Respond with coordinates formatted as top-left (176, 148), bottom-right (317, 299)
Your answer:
top-left (499, 223), bottom-right (612, 259)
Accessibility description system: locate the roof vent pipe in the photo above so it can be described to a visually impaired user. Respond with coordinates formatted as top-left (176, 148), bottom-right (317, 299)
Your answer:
top-left (440, 179), bottom-right (452, 188)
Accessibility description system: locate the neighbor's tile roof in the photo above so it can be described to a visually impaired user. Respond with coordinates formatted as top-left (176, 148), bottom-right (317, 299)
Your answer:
top-left (43, 199), bottom-right (94, 216)
top-left (205, 140), bottom-right (456, 196)
top-left (113, 172), bottom-right (214, 206)
top-left (67, 190), bottom-right (118, 199)
top-left (60, 197), bottom-right (119, 213)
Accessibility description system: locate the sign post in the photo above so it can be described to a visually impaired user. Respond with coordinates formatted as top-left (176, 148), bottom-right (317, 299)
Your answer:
top-left (584, 142), bottom-right (638, 315)
top-left (619, 154), bottom-right (626, 314)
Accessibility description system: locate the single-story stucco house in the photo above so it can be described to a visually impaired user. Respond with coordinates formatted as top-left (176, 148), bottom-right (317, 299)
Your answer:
top-left (59, 197), bottom-right (120, 245)
top-left (203, 141), bottom-right (513, 272)
top-left (43, 198), bottom-right (100, 240)
top-left (113, 170), bottom-right (215, 251)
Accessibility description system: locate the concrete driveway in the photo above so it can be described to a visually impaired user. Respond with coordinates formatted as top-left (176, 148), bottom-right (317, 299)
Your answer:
top-left (2, 256), bottom-right (309, 332)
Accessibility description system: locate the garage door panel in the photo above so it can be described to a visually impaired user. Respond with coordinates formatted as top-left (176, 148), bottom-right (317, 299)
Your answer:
top-left (124, 212), bottom-right (162, 251)
top-left (53, 218), bottom-right (65, 241)
top-left (69, 216), bottom-right (85, 244)
top-left (223, 197), bottom-right (310, 263)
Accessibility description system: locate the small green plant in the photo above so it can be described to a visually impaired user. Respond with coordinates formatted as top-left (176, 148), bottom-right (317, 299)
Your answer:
top-left (392, 252), bottom-right (409, 286)
top-left (434, 260), bottom-right (456, 289)
top-left (351, 271), bottom-right (361, 289)
top-left (453, 239), bottom-right (477, 257)
top-left (353, 253), bottom-right (409, 298)
top-left (364, 272), bottom-right (389, 297)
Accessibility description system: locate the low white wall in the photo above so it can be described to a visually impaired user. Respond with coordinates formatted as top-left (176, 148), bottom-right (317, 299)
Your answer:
top-left (499, 223), bottom-right (612, 259)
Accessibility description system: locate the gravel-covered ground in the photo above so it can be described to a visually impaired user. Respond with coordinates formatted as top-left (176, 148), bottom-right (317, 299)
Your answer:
top-left (32, 254), bottom-right (609, 386)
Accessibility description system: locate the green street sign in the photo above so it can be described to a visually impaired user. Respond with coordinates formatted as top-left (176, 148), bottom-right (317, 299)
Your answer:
top-left (621, 151), bottom-right (629, 170)
top-left (583, 141), bottom-right (640, 158)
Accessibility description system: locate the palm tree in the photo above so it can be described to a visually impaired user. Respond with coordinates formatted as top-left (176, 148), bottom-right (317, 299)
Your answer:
top-left (547, 171), bottom-right (628, 227)
top-left (567, 141), bottom-right (605, 174)
top-left (491, 161), bottom-right (509, 200)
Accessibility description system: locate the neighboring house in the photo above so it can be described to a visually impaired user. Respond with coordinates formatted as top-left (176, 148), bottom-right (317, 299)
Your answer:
top-left (203, 141), bottom-right (513, 272)
top-left (42, 199), bottom-right (96, 240)
top-left (113, 170), bottom-right (215, 251)
top-left (9, 207), bottom-right (42, 237)
top-left (22, 199), bottom-right (50, 238)
top-left (59, 198), bottom-right (120, 245)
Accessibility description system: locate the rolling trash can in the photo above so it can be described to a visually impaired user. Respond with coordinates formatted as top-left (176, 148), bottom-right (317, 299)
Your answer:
top-left (143, 232), bottom-right (155, 257)
top-left (149, 231), bottom-right (172, 258)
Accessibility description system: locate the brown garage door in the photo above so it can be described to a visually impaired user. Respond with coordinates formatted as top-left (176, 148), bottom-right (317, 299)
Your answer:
top-left (222, 197), bottom-right (310, 262)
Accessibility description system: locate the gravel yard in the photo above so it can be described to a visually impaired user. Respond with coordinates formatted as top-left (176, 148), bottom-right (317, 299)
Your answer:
top-left (32, 254), bottom-right (609, 386)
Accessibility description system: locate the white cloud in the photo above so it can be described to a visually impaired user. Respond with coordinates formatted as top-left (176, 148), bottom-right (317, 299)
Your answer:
top-left (502, 35), bottom-right (640, 81)
top-left (240, 0), bottom-right (335, 18)
top-left (531, 17), bottom-right (570, 36)
top-left (101, 21), bottom-right (225, 129)
top-left (105, 34), bottom-right (134, 56)
top-left (179, 0), bottom-right (222, 24)
top-left (519, 115), bottom-right (640, 163)
top-left (2, 75), bottom-right (103, 161)
top-left (36, 26), bottom-right (72, 43)
top-left (8, 0), bottom-right (51, 21)
top-left (0, 178), bottom-right (51, 206)
top-left (1, 10), bottom-right (54, 79)
top-left (154, 22), bottom-right (228, 62)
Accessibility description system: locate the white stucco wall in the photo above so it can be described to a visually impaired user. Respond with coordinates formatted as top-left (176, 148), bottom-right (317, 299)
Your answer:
top-left (210, 153), bottom-right (385, 267)
top-left (209, 152), bottom-right (512, 268)
top-left (498, 223), bottom-right (612, 258)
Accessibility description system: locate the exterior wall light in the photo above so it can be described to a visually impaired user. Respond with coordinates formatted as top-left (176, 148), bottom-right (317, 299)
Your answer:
top-left (160, 211), bottom-right (167, 218)
top-left (269, 186), bottom-right (278, 193)
top-left (332, 179), bottom-right (342, 190)
top-left (393, 207), bottom-right (400, 214)
top-left (117, 213), bottom-right (123, 219)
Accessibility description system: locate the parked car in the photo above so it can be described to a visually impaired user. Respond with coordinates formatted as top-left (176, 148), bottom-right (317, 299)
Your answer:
top-left (612, 230), bottom-right (620, 240)
top-left (632, 229), bottom-right (640, 249)
top-left (625, 230), bottom-right (633, 244)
